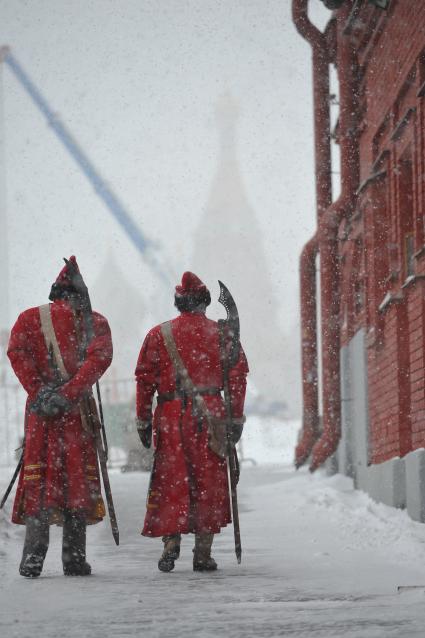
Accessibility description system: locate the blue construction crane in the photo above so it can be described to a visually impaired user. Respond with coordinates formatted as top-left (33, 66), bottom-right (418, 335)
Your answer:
top-left (0, 46), bottom-right (172, 287)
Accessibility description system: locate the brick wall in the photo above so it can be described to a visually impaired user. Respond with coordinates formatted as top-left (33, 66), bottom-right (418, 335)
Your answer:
top-left (408, 280), bottom-right (425, 450)
top-left (359, 1), bottom-right (425, 175)
top-left (335, 0), bottom-right (425, 465)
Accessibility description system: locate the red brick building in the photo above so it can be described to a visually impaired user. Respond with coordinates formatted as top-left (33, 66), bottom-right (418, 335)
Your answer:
top-left (293, 0), bottom-right (425, 519)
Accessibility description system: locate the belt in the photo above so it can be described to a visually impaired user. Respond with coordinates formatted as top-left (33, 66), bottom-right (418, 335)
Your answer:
top-left (157, 388), bottom-right (221, 405)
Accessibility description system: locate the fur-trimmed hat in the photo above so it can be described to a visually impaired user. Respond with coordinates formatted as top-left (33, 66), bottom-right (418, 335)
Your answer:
top-left (175, 272), bottom-right (208, 296)
top-left (174, 272), bottom-right (211, 312)
top-left (49, 255), bottom-right (80, 301)
top-left (54, 255), bottom-right (80, 286)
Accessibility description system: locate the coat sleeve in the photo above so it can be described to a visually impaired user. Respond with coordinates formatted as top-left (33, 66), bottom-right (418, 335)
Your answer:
top-left (7, 312), bottom-right (44, 399)
top-left (60, 312), bottom-right (113, 403)
top-left (228, 343), bottom-right (249, 419)
top-left (135, 329), bottom-right (160, 422)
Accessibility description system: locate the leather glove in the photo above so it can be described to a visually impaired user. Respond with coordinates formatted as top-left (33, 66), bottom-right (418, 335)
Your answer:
top-left (136, 418), bottom-right (152, 449)
top-left (43, 392), bottom-right (72, 417)
top-left (31, 385), bottom-right (72, 417)
top-left (231, 416), bottom-right (246, 444)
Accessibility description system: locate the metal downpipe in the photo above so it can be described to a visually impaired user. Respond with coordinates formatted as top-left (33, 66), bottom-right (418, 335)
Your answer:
top-left (295, 234), bottom-right (319, 468)
top-left (292, 0), bottom-right (332, 467)
top-left (310, 5), bottom-right (360, 472)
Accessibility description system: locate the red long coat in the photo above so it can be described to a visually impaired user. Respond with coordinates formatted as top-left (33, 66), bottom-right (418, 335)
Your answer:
top-left (136, 311), bottom-right (248, 537)
top-left (8, 300), bottom-right (113, 526)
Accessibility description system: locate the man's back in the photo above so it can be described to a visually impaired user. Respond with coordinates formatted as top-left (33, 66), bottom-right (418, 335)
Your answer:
top-left (138, 312), bottom-right (224, 394)
top-left (8, 299), bottom-right (111, 403)
top-left (6, 256), bottom-right (113, 578)
top-left (135, 272), bottom-right (249, 573)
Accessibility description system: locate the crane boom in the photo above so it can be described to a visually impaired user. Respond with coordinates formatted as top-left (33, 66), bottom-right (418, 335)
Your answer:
top-left (0, 46), bottom-right (171, 286)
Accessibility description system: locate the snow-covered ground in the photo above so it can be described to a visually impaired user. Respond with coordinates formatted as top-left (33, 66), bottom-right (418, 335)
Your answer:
top-left (2, 420), bottom-right (425, 637)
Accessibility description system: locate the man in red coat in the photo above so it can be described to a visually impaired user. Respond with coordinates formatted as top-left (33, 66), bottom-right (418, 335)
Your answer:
top-left (8, 256), bottom-right (113, 577)
top-left (135, 272), bottom-right (248, 572)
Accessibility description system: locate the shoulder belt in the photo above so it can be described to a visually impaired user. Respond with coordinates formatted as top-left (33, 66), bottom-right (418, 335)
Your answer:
top-left (39, 304), bottom-right (70, 382)
top-left (39, 304), bottom-right (96, 433)
top-left (160, 321), bottom-right (213, 425)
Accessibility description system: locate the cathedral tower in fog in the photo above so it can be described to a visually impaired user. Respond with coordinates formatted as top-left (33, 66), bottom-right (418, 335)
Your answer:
top-left (92, 251), bottom-right (145, 382)
top-left (193, 94), bottom-right (299, 413)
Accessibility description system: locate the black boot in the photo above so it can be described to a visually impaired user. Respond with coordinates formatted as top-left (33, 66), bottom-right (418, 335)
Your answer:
top-left (158, 534), bottom-right (181, 573)
top-left (62, 511), bottom-right (91, 576)
top-left (19, 513), bottom-right (50, 578)
top-left (193, 533), bottom-right (217, 572)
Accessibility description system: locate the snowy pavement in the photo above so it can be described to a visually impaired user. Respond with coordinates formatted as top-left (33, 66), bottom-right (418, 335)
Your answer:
top-left (2, 421), bottom-right (425, 637)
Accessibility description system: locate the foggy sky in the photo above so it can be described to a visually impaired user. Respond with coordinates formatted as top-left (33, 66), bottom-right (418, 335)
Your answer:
top-left (0, 0), bottom-right (328, 339)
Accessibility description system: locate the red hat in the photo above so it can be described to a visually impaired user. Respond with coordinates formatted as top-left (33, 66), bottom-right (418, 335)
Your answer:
top-left (55, 255), bottom-right (80, 286)
top-left (175, 272), bottom-right (208, 296)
